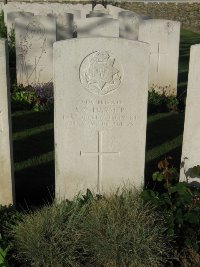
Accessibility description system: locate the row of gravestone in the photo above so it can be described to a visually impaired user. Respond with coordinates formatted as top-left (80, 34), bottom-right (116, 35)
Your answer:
top-left (1, 36), bottom-right (200, 205)
top-left (4, 4), bottom-right (180, 95)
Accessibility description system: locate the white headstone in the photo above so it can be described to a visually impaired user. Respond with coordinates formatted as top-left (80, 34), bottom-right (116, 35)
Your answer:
top-left (93, 4), bottom-right (108, 14)
top-left (119, 11), bottom-right (141, 40)
top-left (77, 18), bottom-right (119, 38)
top-left (64, 9), bottom-right (81, 19)
top-left (139, 19), bottom-right (180, 95)
top-left (64, 9), bottom-right (81, 36)
top-left (48, 13), bottom-right (74, 40)
top-left (86, 12), bottom-right (112, 18)
top-left (3, 5), bottom-right (19, 25)
top-left (180, 44), bottom-right (200, 186)
top-left (81, 4), bottom-right (93, 18)
top-left (0, 39), bottom-right (14, 205)
top-left (54, 38), bottom-right (150, 199)
top-left (107, 5), bottom-right (124, 19)
top-left (7, 11), bottom-right (34, 34)
top-left (15, 16), bottom-right (56, 86)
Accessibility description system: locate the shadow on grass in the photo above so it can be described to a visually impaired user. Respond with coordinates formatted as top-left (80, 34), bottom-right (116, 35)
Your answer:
top-left (15, 160), bottom-right (55, 207)
top-left (12, 110), bottom-right (53, 133)
top-left (145, 112), bottom-right (184, 187)
top-left (146, 113), bottom-right (184, 151)
top-left (12, 110), bottom-right (54, 207)
top-left (178, 70), bottom-right (188, 84)
top-left (13, 129), bottom-right (54, 163)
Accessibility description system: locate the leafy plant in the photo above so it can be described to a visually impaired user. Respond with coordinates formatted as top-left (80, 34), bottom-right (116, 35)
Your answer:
top-left (11, 89), bottom-right (37, 110)
top-left (11, 83), bottom-right (54, 111)
top-left (165, 95), bottom-right (179, 112)
top-left (148, 90), bottom-right (179, 114)
top-left (0, 11), bottom-right (7, 38)
top-left (142, 157), bottom-right (200, 252)
top-left (0, 236), bottom-right (10, 267)
top-left (0, 205), bottom-right (21, 266)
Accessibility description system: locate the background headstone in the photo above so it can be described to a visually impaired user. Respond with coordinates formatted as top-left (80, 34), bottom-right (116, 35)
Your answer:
top-left (107, 5), bottom-right (124, 19)
top-left (0, 39), bottom-right (14, 205)
top-left (7, 11), bottom-right (34, 35)
top-left (86, 12), bottom-right (112, 18)
top-left (77, 18), bottom-right (119, 38)
top-left (180, 44), bottom-right (200, 186)
top-left (139, 19), bottom-right (180, 95)
top-left (119, 11), bottom-right (141, 40)
top-left (54, 38), bottom-right (150, 199)
top-left (64, 9), bottom-right (81, 19)
top-left (3, 5), bottom-right (19, 25)
top-left (48, 13), bottom-right (74, 41)
top-left (15, 15), bottom-right (56, 86)
top-left (81, 4), bottom-right (93, 18)
top-left (93, 4), bottom-right (108, 14)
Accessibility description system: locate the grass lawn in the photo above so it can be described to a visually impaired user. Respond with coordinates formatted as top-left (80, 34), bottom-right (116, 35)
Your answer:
top-left (12, 29), bottom-right (200, 207)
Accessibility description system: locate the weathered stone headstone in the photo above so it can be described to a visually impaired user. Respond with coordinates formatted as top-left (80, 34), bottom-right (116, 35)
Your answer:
top-left (48, 13), bottom-right (74, 40)
top-left (119, 11), bottom-right (141, 40)
top-left (7, 11), bottom-right (34, 35)
top-left (0, 39), bottom-right (14, 205)
top-left (139, 19), bottom-right (180, 95)
top-left (77, 18), bottom-right (119, 38)
top-left (64, 9), bottom-right (81, 19)
top-left (93, 4), bottom-right (108, 14)
top-left (3, 5), bottom-right (19, 25)
top-left (86, 12), bottom-right (112, 18)
top-left (15, 16), bottom-right (56, 86)
top-left (86, 5), bottom-right (111, 19)
top-left (64, 9), bottom-right (81, 36)
top-left (54, 38), bottom-right (150, 199)
top-left (107, 5), bottom-right (124, 19)
top-left (81, 4), bottom-right (93, 18)
top-left (180, 44), bottom-right (200, 186)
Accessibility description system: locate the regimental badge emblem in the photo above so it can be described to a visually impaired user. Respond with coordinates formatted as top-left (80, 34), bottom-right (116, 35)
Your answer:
top-left (79, 51), bottom-right (123, 96)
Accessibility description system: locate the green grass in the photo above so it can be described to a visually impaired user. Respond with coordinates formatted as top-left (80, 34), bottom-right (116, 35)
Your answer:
top-left (12, 188), bottom-right (171, 267)
top-left (12, 29), bottom-right (200, 207)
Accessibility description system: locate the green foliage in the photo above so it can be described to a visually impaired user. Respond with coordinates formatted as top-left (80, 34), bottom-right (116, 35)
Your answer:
top-left (0, 235), bottom-right (10, 267)
top-left (11, 83), bottom-right (54, 111)
top-left (0, 11), bottom-right (7, 38)
top-left (11, 197), bottom-right (90, 267)
top-left (148, 90), bottom-right (179, 114)
top-left (11, 87), bottom-right (37, 110)
top-left (12, 188), bottom-right (171, 267)
top-left (142, 157), bottom-right (200, 252)
top-left (0, 205), bottom-right (21, 266)
top-left (82, 188), bottom-right (171, 267)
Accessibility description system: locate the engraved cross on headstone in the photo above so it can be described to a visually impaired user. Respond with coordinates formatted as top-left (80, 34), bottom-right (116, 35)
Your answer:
top-left (156, 42), bottom-right (168, 73)
top-left (80, 131), bottom-right (120, 193)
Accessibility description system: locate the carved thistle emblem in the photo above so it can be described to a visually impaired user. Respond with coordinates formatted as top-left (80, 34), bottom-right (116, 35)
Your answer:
top-left (80, 51), bottom-right (123, 96)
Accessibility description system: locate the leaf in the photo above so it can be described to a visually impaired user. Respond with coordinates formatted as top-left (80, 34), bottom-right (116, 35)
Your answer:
top-left (152, 171), bottom-right (164, 182)
top-left (158, 159), bottom-right (168, 170)
top-left (191, 165), bottom-right (200, 177)
top-left (184, 211), bottom-right (200, 224)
